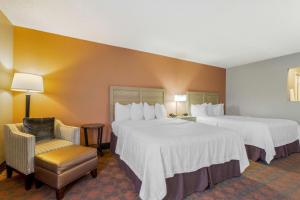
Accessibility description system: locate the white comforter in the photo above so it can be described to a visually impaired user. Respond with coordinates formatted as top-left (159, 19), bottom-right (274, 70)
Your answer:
top-left (112, 118), bottom-right (249, 200)
top-left (196, 115), bottom-right (300, 164)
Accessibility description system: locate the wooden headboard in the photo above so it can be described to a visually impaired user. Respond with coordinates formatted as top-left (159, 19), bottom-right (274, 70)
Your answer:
top-left (110, 86), bottom-right (165, 121)
top-left (186, 91), bottom-right (220, 115)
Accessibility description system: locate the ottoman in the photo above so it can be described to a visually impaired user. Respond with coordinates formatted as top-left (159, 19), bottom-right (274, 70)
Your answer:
top-left (35, 145), bottom-right (98, 200)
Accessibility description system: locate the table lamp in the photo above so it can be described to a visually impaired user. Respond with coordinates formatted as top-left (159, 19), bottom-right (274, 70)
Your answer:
top-left (174, 94), bottom-right (187, 115)
top-left (11, 73), bottom-right (44, 118)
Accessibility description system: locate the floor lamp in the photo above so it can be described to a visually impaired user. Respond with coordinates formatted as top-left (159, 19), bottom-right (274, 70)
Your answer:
top-left (11, 73), bottom-right (44, 118)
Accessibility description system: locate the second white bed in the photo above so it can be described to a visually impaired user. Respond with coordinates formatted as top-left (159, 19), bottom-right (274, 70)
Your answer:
top-left (196, 115), bottom-right (300, 164)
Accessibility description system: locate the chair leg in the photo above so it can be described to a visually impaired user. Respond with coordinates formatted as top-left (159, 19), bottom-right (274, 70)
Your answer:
top-left (56, 187), bottom-right (65, 200)
top-left (6, 165), bottom-right (13, 178)
top-left (25, 174), bottom-right (34, 190)
top-left (91, 168), bottom-right (97, 178)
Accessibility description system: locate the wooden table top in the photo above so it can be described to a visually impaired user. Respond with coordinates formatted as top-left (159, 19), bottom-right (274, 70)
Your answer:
top-left (81, 123), bottom-right (105, 128)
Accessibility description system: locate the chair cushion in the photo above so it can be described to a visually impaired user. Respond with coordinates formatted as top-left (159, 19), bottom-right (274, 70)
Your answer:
top-left (23, 117), bottom-right (55, 142)
top-left (35, 139), bottom-right (73, 155)
top-left (35, 145), bottom-right (97, 174)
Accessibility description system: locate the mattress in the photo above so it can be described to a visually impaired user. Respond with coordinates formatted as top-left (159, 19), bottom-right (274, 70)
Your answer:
top-left (112, 118), bottom-right (249, 200)
top-left (196, 115), bottom-right (300, 163)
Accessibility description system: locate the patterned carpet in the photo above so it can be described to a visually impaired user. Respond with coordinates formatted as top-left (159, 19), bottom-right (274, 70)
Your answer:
top-left (1, 151), bottom-right (300, 200)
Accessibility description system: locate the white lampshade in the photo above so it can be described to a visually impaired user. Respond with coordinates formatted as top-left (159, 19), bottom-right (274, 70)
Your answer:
top-left (11, 73), bottom-right (44, 93)
top-left (174, 95), bottom-right (187, 102)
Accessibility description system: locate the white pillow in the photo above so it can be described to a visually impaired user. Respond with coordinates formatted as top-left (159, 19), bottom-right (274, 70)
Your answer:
top-left (131, 103), bottom-right (144, 120)
top-left (206, 103), bottom-right (214, 116)
top-left (60, 126), bottom-right (77, 143)
top-left (115, 103), bottom-right (131, 121)
top-left (207, 103), bottom-right (224, 116)
top-left (155, 103), bottom-right (167, 119)
top-left (144, 103), bottom-right (155, 120)
top-left (213, 104), bottom-right (224, 116)
top-left (191, 103), bottom-right (208, 117)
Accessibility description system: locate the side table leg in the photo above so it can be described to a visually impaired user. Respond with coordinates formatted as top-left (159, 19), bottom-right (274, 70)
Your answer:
top-left (98, 128), bottom-right (103, 156)
top-left (84, 128), bottom-right (88, 146)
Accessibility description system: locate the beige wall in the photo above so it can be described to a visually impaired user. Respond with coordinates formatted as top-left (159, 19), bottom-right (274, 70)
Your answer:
top-left (13, 27), bottom-right (226, 143)
top-left (0, 11), bottom-right (13, 163)
top-left (227, 53), bottom-right (300, 123)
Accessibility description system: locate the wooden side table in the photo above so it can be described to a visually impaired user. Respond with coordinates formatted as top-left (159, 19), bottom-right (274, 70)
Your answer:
top-left (81, 123), bottom-right (105, 156)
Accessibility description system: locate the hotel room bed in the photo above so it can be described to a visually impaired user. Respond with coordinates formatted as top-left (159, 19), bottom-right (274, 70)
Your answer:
top-left (196, 115), bottom-right (300, 164)
top-left (109, 86), bottom-right (249, 200)
top-left (111, 119), bottom-right (249, 200)
top-left (187, 91), bottom-right (300, 164)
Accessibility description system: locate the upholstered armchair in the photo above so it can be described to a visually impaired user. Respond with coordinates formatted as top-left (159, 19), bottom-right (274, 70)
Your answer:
top-left (4, 119), bottom-right (80, 190)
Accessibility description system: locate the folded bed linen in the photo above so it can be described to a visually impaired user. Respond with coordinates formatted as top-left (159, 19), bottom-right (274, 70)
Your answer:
top-left (112, 118), bottom-right (249, 200)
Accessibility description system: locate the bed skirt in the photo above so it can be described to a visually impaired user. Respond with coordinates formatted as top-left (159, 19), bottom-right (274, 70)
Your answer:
top-left (245, 140), bottom-right (300, 163)
top-left (110, 133), bottom-right (241, 200)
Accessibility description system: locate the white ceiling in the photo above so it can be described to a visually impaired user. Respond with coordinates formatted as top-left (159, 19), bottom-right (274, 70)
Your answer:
top-left (1, 0), bottom-right (300, 68)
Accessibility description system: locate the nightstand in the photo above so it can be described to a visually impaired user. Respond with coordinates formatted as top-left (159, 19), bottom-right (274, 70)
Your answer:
top-left (177, 116), bottom-right (197, 122)
top-left (81, 123), bottom-right (105, 156)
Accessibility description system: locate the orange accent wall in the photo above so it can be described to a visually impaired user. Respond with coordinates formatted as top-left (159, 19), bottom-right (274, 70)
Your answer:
top-left (13, 26), bottom-right (226, 143)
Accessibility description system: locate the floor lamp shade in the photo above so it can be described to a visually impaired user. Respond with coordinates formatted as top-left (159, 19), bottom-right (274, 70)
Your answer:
top-left (11, 73), bottom-right (44, 93)
top-left (11, 73), bottom-right (44, 118)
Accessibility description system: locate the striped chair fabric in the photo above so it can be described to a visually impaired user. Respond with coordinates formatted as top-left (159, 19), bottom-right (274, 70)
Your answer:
top-left (4, 120), bottom-right (80, 175)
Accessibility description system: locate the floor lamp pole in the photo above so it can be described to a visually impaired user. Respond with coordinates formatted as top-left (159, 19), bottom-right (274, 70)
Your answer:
top-left (25, 94), bottom-right (31, 118)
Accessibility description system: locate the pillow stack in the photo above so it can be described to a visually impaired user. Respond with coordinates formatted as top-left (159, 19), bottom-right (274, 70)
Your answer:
top-left (144, 103), bottom-right (155, 120)
top-left (115, 103), bottom-right (131, 121)
top-left (154, 103), bottom-right (167, 119)
top-left (191, 103), bottom-right (224, 117)
top-left (191, 104), bottom-right (207, 117)
top-left (211, 104), bottom-right (224, 116)
top-left (131, 103), bottom-right (144, 120)
top-left (115, 102), bottom-right (167, 121)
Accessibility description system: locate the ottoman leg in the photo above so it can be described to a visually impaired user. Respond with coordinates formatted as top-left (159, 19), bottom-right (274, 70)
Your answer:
top-left (91, 168), bottom-right (97, 178)
top-left (25, 174), bottom-right (34, 190)
top-left (35, 179), bottom-right (43, 189)
top-left (56, 187), bottom-right (65, 200)
top-left (6, 165), bottom-right (13, 178)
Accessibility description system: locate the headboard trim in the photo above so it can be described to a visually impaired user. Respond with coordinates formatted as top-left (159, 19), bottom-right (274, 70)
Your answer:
top-left (109, 86), bottom-right (165, 122)
top-left (186, 91), bottom-right (220, 115)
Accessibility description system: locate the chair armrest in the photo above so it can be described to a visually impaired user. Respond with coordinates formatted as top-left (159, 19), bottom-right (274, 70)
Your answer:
top-left (4, 124), bottom-right (35, 175)
top-left (55, 120), bottom-right (80, 145)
